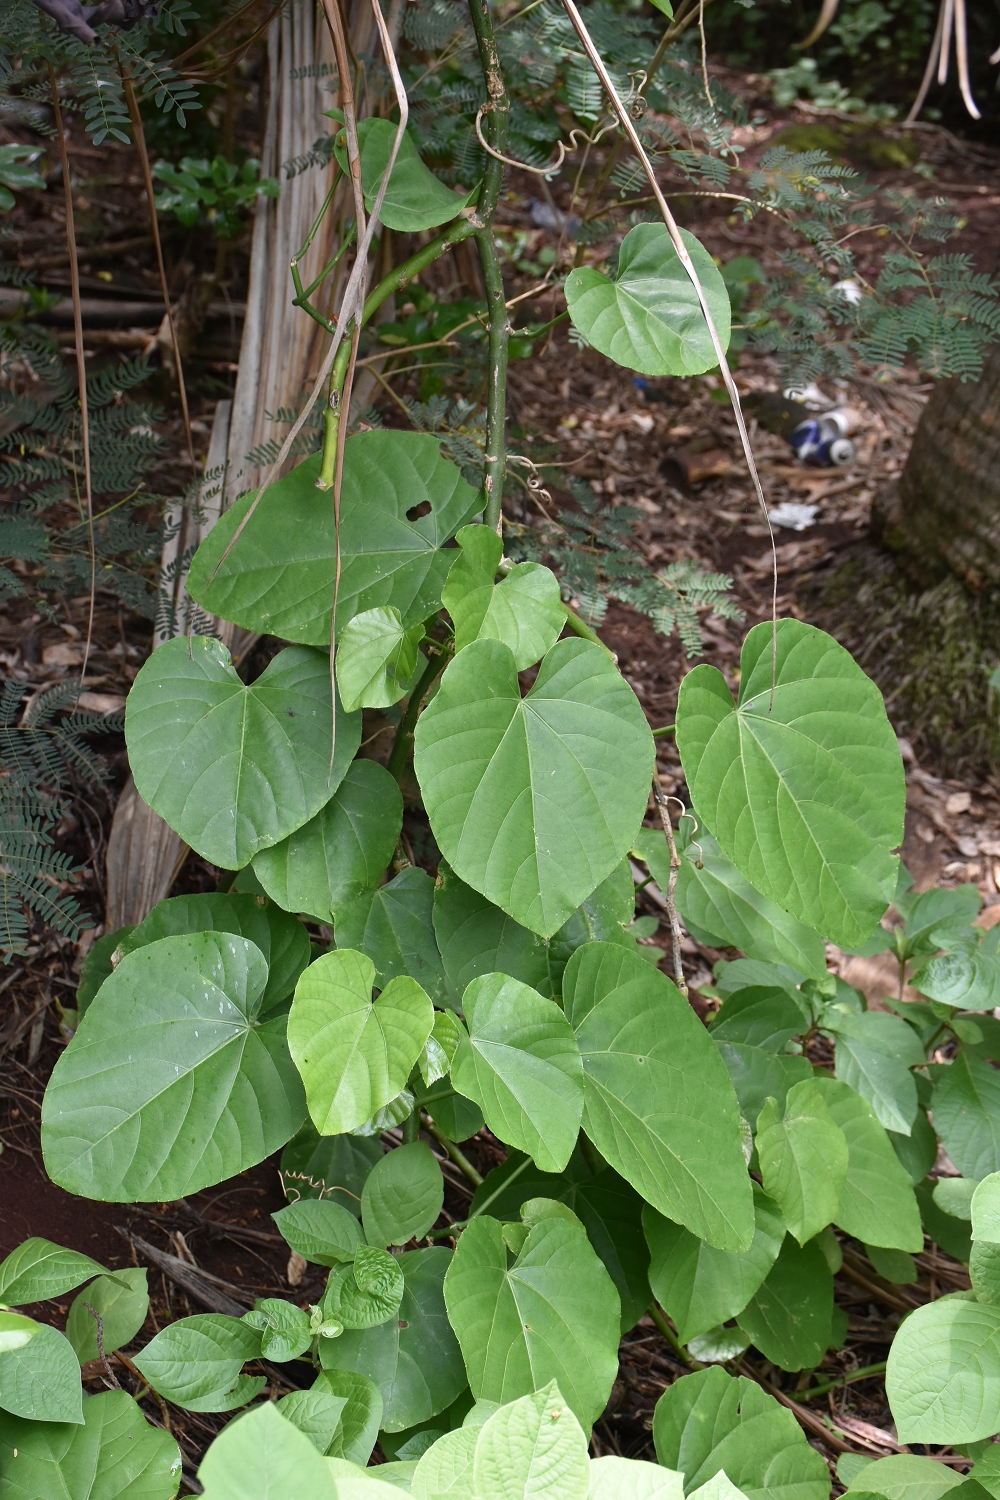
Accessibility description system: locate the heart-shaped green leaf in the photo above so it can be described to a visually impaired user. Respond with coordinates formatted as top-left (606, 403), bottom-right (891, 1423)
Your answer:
top-left (451, 973), bottom-right (584, 1173)
top-left (676, 620), bottom-right (905, 948)
top-left (0, 1391), bottom-right (180, 1497)
top-left (187, 433), bottom-right (480, 646)
top-left (444, 1216), bottom-right (620, 1430)
top-left (322, 1246), bottom-right (405, 1330)
top-left (887, 1298), bottom-right (1000, 1443)
top-left (336, 606), bottom-right (424, 713)
top-left (253, 758), bottom-right (402, 926)
top-left (333, 117), bottom-right (475, 232)
top-left (334, 866), bottom-right (446, 998)
top-left (471, 1383), bottom-right (590, 1500)
top-left (288, 949), bottom-right (433, 1135)
top-left (564, 942), bottom-right (753, 1251)
top-left (814, 1077), bottom-right (923, 1250)
top-left (932, 1050), bottom-right (1000, 1181)
top-left (66, 1269), bottom-right (149, 1365)
top-left (433, 862), bottom-right (552, 1003)
top-left (198, 1402), bottom-right (334, 1500)
top-left (242, 1300), bottom-right (313, 1362)
top-left (414, 638), bottom-right (654, 937)
top-left (756, 1079), bottom-right (848, 1246)
top-left (823, 1009), bottom-right (922, 1135)
top-left (442, 525), bottom-right (565, 671)
top-left (134, 1315), bottom-right (262, 1405)
top-left (0, 1325), bottom-right (83, 1424)
top-left (41, 933), bottom-right (305, 1201)
top-left (125, 636), bottom-right (360, 870)
top-left (361, 1141), bottom-right (445, 1247)
top-left (737, 1237), bottom-right (833, 1373)
top-left (564, 225), bottom-right (729, 377)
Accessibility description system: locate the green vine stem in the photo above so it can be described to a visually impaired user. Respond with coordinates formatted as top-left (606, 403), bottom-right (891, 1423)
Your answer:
top-left (647, 1303), bottom-right (703, 1370)
top-left (386, 645), bottom-right (452, 781)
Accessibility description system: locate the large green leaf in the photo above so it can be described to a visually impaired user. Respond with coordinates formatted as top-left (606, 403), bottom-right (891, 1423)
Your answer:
top-left (361, 1141), bottom-right (444, 1247)
top-left (187, 434), bottom-right (480, 646)
top-left (590, 1456), bottom-right (686, 1500)
top-left (335, 867), bottom-right (445, 998)
top-left (443, 1215), bottom-right (620, 1430)
top-left (676, 620), bottom-right (905, 949)
top-left (133, 1315), bottom-right (261, 1405)
top-left (76, 928), bottom-right (133, 1017)
top-left (709, 988), bottom-right (807, 1052)
top-left (336, 606), bottom-right (424, 713)
top-left (973, 1173), bottom-right (1000, 1243)
top-left (638, 830), bottom-right (827, 978)
top-left (564, 225), bottom-right (730, 377)
top-left (814, 1078), bottom-right (923, 1250)
top-left (253, 760), bottom-right (402, 925)
top-left (314, 1369), bottom-right (383, 1465)
top-left (414, 638), bottom-right (654, 938)
top-left (276, 1387), bottom-right (347, 1454)
top-left (125, 637), bottom-right (360, 869)
top-left (42, 933), bottom-right (305, 1201)
top-left (823, 1009), bottom-right (922, 1135)
top-left (335, 117), bottom-right (474, 232)
top-left (412, 1427), bottom-right (479, 1499)
top-left (319, 1248), bottom-right (466, 1432)
top-left (546, 861), bottom-right (638, 995)
top-left (890, 1107), bottom-right (938, 1187)
top-left (0, 1391), bottom-right (180, 1500)
top-left (470, 1383), bottom-right (590, 1500)
top-left (115, 892), bottom-right (309, 1014)
top-left (644, 1184), bottom-right (785, 1343)
top-left (66, 1270), bottom-right (149, 1365)
top-left (272, 1200), bottom-right (364, 1265)
top-left (442, 525), bottom-right (564, 671)
top-left (279, 1121), bottom-right (383, 1213)
top-left (913, 949), bottom-right (1000, 1011)
top-left (737, 1237), bottom-right (833, 1372)
top-left (715, 1042), bottom-right (813, 1131)
top-left (433, 863), bottom-right (551, 1003)
top-left (0, 1325), bottom-right (83, 1425)
top-left (470, 1151), bottom-right (652, 1333)
top-left (756, 1079), bottom-right (847, 1246)
top-left (451, 973), bottom-right (583, 1173)
top-left (652, 1366), bottom-right (830, 1500)
top-left (932, 1051), bottom-right (1000, 1180)
top-left (198, 1403), bottom-right (333, 1500)
top-left (564, 942), bottom-right (753, 1251)
top-left (887, 1298), bottom-right (1000, 1443)
top-left (970, 1241), bottom-right (1000, 1305)
top-left (846, 1456), bottom-right (965, 1500)
top-left (0, 1239), bottom-right (110, 1307)
top-left (288, 950), bottom-right (433, 1135)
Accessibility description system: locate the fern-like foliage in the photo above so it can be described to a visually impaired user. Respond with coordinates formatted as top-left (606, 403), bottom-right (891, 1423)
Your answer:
top-left (0, 680), bottom-right (119, 957)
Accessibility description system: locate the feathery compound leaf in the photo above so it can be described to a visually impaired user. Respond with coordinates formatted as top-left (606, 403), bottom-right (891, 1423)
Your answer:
top-left (676, 620), bottom-right (905, 948)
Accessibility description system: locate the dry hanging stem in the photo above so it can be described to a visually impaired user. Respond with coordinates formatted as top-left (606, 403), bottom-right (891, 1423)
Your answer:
top-left (652, 780), bottom-right (689, 1000)
top-left (48, 64), bottom-right (96, 695)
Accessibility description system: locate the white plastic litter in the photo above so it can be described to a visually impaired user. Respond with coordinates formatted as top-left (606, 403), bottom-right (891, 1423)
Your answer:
top-left (767, 502), bottom-right (819, 531)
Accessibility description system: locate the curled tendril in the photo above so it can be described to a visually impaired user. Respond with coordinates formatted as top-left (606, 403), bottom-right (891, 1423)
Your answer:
top-left (475, 72), bottom-right (648, 180)
top-left (672, 800), bottom-right (704, 869)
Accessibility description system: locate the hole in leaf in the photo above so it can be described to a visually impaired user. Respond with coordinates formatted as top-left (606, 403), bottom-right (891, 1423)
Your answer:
top-left (406, 501), bottom-right (432, 521)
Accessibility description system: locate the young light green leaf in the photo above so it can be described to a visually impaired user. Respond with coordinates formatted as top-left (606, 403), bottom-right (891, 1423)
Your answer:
top-left (0, 1325), bottom-right (83, 1425)
top-left (336, 606), bottom-right (424, 713)
top-left (133, 1315), bottom-right (261, 1406)
top-left (933, 1051), bottom-right (1000, 1180)
top-left (279, 1122), bottom-right (383, 1213)
top-left (319, 1248), bottom-right (466, 1433)
top-left (934, 1178), bottom-right (978, 1219)
top-left (972, 1173), bottom-right (1000, 1243)
top-left (755, 1079), bottom-right (848, 1245)
top-left (272, 1199), bottom-right (365, 1266)
top-left (322, 1245), bottom-right (405, 1330)
top-left (125, 637), bottom-right (360, 869)
top-left (737, 1236), bottom-right (833, 1372)
top-left (444, 1215), bottom-right (620, 1430)
top-left (589, 1454), bottom-right (686, 1500)
top-left (254, 759), bottom-right (403, 924)
top-left (0, 1390), bottom-right (181, 1500)
top-left (276, 1387), bottom-right (347, 1454)
top-left (644, 1184), bottom-right (786, 1343)
top-left (0, 1313), bottom-right (39, 1356)
top-left (676, 620), bottom-right (905, 949)
top-left (42, 933), bottom-right (305, 1201)
top-left (813, 1077), bottom-right (923, 1250)
top-left (823, 1010), bottom-right (922, 1135)
top-left (714, 1042), bottom-right (813, 1132)
top-left (334, 867), bottom-right (445, 998)
top-left (66, 1269), bottom-right (149, 1365)
top-left (414, 638), bottom-right (654, 938)
top-left (638, 829), bottom-right (827, 979)
top-left (412, 1426), bottom-right (479, 1499)
top-left (315, 1368), bottom-right (383, 1464)
top-left (433, 862), bottom-right (552, 1003)
top-left (188, 434), bottom-right (480, 646)
top-left (288, 950), bottom-right (433, 1135)
top-left (451, 973), bottom-right (584, 1173)
top-left (419, 1009), bottom-right (464, 1087)
top-left (845, 1454), bottom-right (965, 1500)
top-left (652, 1366), bottom-right (830, 1500)
top-left (886, 1297), bottom-right (1000, 1442)
top-left (442, 525), bottom-right (565, 671)
top-left (337, 117), bottom-right (474, 232)
top-left (565, 942), bottom-right (753, 1251)
top-left (565, 225), bottom-right (730, 377)
top-left (242, 1299), bottom-right (313, 1361)
top-left (709, 987), bottom-right (807, 1052)
top-left (0, 1239), bottom-right (111, 1308)
top-left (198, 1402), bottom-right (333, 1500)
top-left (471, 1381), bottom-right (590, 1500)
top-left (114, 891), bottom-right (310, 1015)
top-left (361, 1141), bottom-right (444, 1247)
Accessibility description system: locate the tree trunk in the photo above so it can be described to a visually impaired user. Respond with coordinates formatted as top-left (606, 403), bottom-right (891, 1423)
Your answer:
top-left (872, 342), bottom-right (1000, 588)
